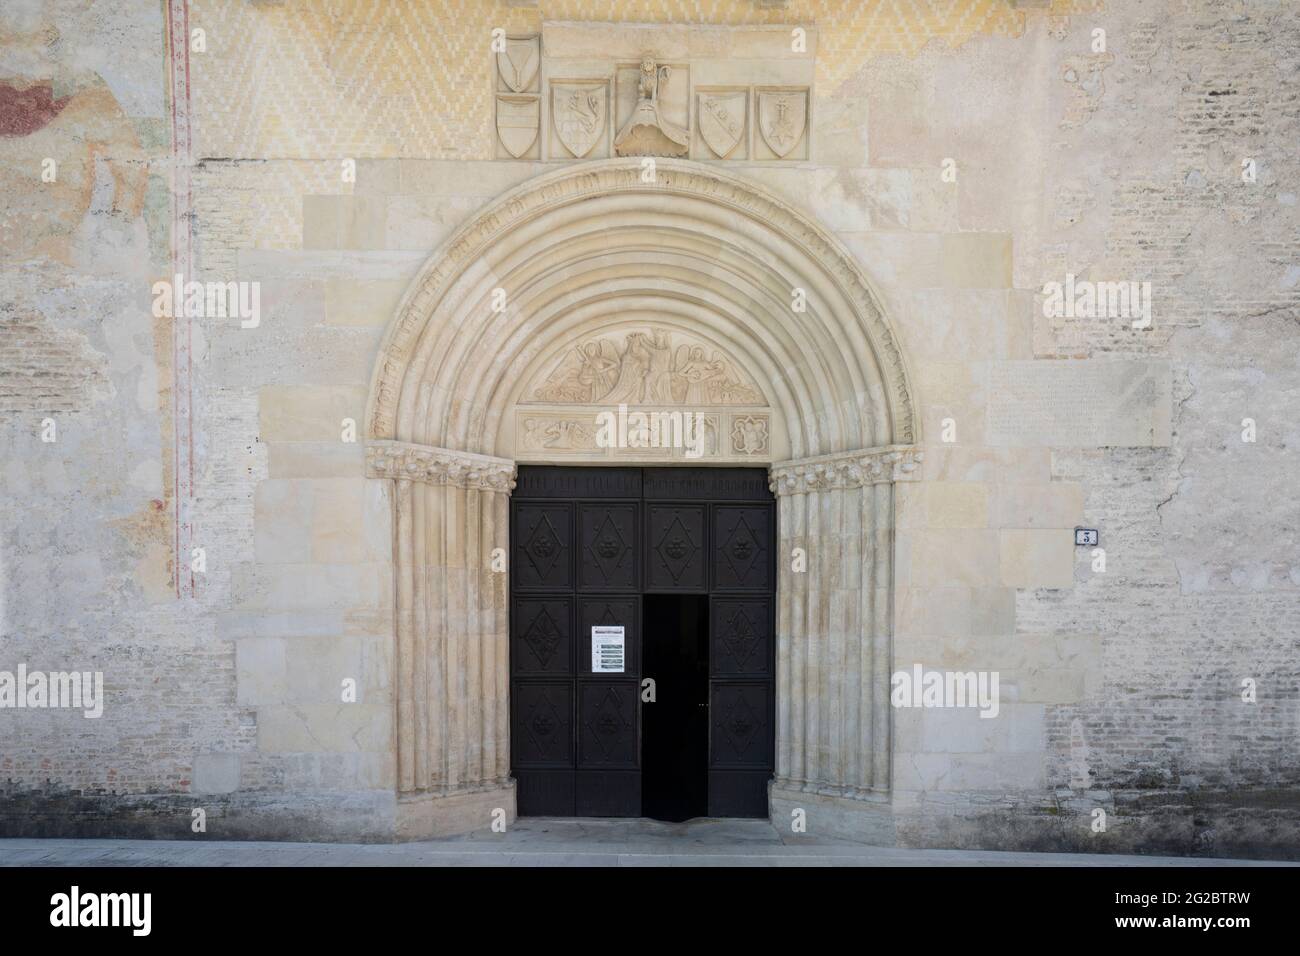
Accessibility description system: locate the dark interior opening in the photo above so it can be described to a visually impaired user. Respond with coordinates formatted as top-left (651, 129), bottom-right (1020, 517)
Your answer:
top-left (641, 594), bottom-right (709, 822)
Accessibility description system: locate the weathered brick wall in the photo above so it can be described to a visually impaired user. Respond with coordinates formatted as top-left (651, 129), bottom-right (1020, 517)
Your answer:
top-left (1036, 1), bottom-right (1300, 820)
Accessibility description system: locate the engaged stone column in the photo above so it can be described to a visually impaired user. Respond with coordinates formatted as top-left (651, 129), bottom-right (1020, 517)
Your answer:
top-left (768, 446), bottom-right (921, 841)
top-left (367, 440), bottom-right (516, 838)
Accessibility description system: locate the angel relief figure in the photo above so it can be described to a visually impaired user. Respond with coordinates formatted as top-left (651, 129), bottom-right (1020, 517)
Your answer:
top-left (575, 340), bottom-right (620, 399)
top-left (673, 346), bottom-right (726, 404)
top-left (532, 341), bottom-right (617, 403)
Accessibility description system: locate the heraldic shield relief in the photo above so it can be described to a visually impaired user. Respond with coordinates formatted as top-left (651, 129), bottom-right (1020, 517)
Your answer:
top-left (553, 83), bottom-right (607, 158)
top-left (757, 90), bottom-right (807, 158)
top-left (497, 36), bottom-right (540, 93)
top-left (496, 95), bottom-right (539, 158)
top-left (487, 35), bottom-right (813, 165)
top-left (698, 91), bottom-right (746, 159)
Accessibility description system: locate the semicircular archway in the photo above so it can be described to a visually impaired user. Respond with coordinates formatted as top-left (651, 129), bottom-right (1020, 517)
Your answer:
top-left (368, 159), bottom-right (916, 455)
top-left (364, 159), bottom-right (922, 839)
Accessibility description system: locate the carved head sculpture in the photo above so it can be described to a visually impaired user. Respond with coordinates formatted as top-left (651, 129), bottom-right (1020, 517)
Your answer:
top-left (638, 57), bottom-right (657, 97)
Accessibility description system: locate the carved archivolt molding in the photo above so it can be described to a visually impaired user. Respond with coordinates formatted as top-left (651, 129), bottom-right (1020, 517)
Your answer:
top-left (366, 440), bottom-right (517, 491)
top-left (769, 446), bottom-right (923, 495)
top-left (365, 159), bottom-right (917, 451)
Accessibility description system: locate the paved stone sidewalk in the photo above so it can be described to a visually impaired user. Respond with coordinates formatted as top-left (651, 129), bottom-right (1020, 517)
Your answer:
top-left (1, 819), bottom-right (1293, 866)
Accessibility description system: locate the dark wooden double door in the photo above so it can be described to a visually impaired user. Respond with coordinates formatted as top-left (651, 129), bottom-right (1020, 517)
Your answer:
top-left (510, 466), bottom-right (775, 819)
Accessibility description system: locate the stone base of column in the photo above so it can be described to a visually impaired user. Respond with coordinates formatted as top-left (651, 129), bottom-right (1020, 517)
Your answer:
top-left (395, 782), bottom-right (517, 840)
top-left (769, 783), bottom-right (897, 846)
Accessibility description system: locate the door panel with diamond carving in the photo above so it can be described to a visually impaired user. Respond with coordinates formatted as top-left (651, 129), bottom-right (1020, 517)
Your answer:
top-left (712, 505), bottom-right (774, 591)
top-left (578, 682), bottom-right (639, 768)
top-left (645, 503), bottom-right (707, 591)
top-left (708, 680), bottom-right (773, 817)
top-left (511, 466), bottom-right (774, 819)
top-left (579, 503), bottom-right (638, 590)
top-left (512, 597), bottom-right (573, 675)
top-left (513, 503), bottom-right (573, 590)
top-left (512, 681), bottom-right (574, 767)
top-left (709, 682), bottom-right (771, 767)
top-left (710, 598), bottom-right (771, 677)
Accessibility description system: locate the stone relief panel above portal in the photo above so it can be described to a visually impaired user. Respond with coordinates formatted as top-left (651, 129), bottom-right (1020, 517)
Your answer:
top-left (501, 325), bottom-right (785, 465)
top-left (493, 23), bottom-right (815, 165)
top-left (529, 328), bottom-right (765, 406)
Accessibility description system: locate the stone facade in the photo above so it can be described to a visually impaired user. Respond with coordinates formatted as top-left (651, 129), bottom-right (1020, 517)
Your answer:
top-left (1, 1), bottom-right (1298, 859)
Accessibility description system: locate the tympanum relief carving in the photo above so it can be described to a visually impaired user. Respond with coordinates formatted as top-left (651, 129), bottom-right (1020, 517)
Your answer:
top-left (532, 329), bottom-right (762, 406)
top-left (514, 328), bottom-right (770, 463)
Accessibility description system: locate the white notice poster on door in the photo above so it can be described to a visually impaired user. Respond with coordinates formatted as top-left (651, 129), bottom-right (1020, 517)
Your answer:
top-left (591, 625), bottom-right (625, 673)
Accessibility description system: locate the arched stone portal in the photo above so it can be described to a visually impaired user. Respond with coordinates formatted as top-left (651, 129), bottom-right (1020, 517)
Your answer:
top-left (365, 158), bottom-right (921, 839)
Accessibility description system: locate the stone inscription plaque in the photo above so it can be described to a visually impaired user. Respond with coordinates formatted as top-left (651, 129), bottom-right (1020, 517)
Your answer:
top-left (986, 360), bottom-right (1172, 447)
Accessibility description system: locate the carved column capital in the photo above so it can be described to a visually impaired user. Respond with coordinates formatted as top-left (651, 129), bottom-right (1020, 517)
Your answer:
top-left (366, 440), bottom-right (518, 492)
top-left (768, 445), bottom-right (923, 495)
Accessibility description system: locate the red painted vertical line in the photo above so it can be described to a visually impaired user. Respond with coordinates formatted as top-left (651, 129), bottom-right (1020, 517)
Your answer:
top-left (165, 0), bottom-right (194, 598)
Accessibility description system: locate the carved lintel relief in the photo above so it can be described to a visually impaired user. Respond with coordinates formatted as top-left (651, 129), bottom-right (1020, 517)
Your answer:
top-left (518, 414), bottom-right (600, 453)
top-left (515, 409), bottom-right (756, 462)
top-left (697, 414), bottom-right (722, 457)
top-left (731, 415), bottom-right (769, 455)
